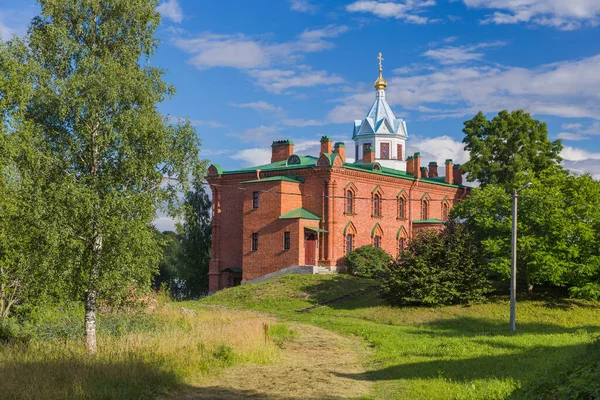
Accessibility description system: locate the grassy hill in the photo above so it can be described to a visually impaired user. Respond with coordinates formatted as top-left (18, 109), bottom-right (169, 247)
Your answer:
top-left (194, 274), bottom-right (600, 400)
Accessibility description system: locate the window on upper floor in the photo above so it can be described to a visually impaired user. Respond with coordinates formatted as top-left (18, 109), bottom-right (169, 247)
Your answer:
top-left (398, 197), bottom-right (406, 219)
top-left (252, 191), bottom-right (259, 209)
top-left (380, 143), bottom-right (390, 159)
top-left (284, 232), bottom-right (291, 250)
top-left (442, 203), bottom-right (449, 221)
top-left (346, 190), bottom-right (354, 214)
top-left (421, 200), bottom-right (429, 220)
top-left (397, 144), bottom-right (403, 160)
top-left (373, 193), bottom-right (382, 217)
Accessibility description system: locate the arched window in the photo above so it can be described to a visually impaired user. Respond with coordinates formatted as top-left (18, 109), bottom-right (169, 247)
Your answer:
top-left (373, 194), bottom-right (381, 217)
top-left (398, 197), bottom-right (406, 219)
top-left (398, 238), bottom-right (405, 256)
top-left (346, 234), bottom-right (354, 255)
top-left (346, 190), bottom-right (354, 214)
top-left (442, 203), bottom-right (449, 220)
top-left (421, 200), bottom-right (429, 220)
top-left (373, 235), bottom-right (381, 248)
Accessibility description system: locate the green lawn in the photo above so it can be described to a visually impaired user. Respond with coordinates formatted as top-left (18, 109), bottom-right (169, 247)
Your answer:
top-left (196, 274), bottom-right (600, 400)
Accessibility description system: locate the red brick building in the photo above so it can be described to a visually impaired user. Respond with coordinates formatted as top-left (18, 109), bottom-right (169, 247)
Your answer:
top-left (207, 56), bottom-right (468, 292)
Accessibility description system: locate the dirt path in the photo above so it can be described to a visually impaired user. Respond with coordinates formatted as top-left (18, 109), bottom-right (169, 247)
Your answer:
top-left (176, 323), bottom-right (372, 400)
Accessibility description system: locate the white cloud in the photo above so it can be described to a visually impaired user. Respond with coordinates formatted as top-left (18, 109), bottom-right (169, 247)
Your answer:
top-left (226, 125), bottom-right (282, 144)
top-left (562, 146), bottom-right (600, 162)
top-left (157, 0), bottom-right (184, 24)
top-left (557, 132), bottom-right (586, 141)
top-left (462, 0), bottom-right (600, 30)
top-left (249, 68), bottom-right (343, 94)
top-left (289, 0), bottom-right (318, 13)
top-left (153, 216), bottom-right (179, 232)
top-left (298, 25), bottom-right (349, 41)
top-left (327, 53), bottom-right (600, 123)
top-left (423, 41), bottom-right (507, 65)
top-left (407, 135), bottom-right (470, 166)
top-left (233, 101), bottom-right (283, 113)
top-left (346, 0), bottom-right (437, 24)
top-left (231, 148), bottom-right (272, 166)
top-left (170, 116), bottom-right (225, 128)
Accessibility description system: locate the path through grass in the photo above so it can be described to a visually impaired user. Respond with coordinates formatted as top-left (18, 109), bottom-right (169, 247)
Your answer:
top-left (198, 275), bottom-right (600, 399)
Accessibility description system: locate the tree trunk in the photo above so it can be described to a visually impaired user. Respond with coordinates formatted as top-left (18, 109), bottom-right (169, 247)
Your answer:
top-left (85, 234), bottom-right (102, 355)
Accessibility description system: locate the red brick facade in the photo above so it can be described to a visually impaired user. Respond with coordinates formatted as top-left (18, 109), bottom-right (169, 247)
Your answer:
top-left (207, 148), bottom-right (468, 292)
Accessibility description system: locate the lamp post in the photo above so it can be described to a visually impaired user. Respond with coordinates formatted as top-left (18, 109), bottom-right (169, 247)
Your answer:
top-left (510, 182), bottom-right (532, 332)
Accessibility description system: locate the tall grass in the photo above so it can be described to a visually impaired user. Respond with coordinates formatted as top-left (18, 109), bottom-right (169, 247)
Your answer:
top-left (0, 305), bottom-right (282, 399)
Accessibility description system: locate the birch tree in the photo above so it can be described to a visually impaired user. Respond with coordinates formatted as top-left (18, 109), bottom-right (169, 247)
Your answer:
top-left (10, 0), bottom-right (201, 353)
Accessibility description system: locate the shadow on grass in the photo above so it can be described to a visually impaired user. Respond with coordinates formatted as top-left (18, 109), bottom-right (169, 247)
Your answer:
top-left (174, 386), bottom-right (359, 400)
top-left (409, 316), bottom-right (600, 337)
top-left (296, 274), bottom-right (381, 309)
top-left (335, 341), bottom-right (594, 399)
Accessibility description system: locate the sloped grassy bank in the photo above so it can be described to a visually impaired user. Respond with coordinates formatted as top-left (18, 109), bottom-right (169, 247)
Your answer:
top-left (198, 274), bottom-right (600, 400)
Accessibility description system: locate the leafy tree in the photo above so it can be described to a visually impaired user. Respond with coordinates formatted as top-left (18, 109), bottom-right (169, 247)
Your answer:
top-left (177, 177), bottom-right (212, 297)
top-left (153, 230), bottom-right (181, 295)
top-left (380, 221), bottom-right (491, 307)
top-left (4, 0), bottom-right (202, 353)
top-left (451, 168), bottom-right (600, 296)
top-left (462, 110), bottom-right (563, 188)
top-left (344, 245), bottom-right (393, 279)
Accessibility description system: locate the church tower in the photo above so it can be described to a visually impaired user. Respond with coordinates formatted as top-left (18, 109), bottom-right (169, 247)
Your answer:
top-left (353, 52), bottom-right (408, 171)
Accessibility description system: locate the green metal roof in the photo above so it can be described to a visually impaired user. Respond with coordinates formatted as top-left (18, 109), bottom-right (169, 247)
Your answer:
top-left (305, 226), bottom-right (328, 233)
top-left (412, 218), bottom-right (444, 224)
top-left (241, 176), bottom-right (304, 184)
top-left (216, 156), bottom-right (466, 189)
top-left (279, 208), bottom-right (321, 220)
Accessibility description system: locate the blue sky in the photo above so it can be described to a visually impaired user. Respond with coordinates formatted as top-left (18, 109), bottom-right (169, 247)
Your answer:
top-left (2, 0), bottom-right (600, 229)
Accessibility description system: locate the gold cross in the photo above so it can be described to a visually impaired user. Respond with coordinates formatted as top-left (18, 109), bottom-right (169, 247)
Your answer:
top-left (378, 52), bottom-right (384, 71)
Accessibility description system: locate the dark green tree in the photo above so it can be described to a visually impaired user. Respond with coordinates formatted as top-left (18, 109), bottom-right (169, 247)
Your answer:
top-left (4, 0), bottom-right (202, 353)
top-left (380, 221), bottom-right (491, 307)
top-left (344, 245), bottom-right (393, 279)
top-left (462, 110), bottom-right (563, 187)
top-left (451, 168), bottom-right (600, 296)
top-left (177, 177), bottom-right (212, 297)
top-left (153, 230), bottom-right (181, 295)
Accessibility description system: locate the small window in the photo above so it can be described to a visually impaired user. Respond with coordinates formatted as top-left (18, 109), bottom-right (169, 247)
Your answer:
top-left (398, 238), bottom-right (405, 256)
top-left (398, 198), bottom-right (405, 219)
top-left (346, 191), bottom-right (354, 214)
top-left (346, 234), bottom-right (354, 255)
top-left (373, 194), bottom-right (381, 217)
top-left (380, 143), bottom-right (390, 159)
top-left (252, 192), bottom-right (259, 209)
top-left (373, 235), bottom-right (381, 248)
top-left (251, 233), bottom-right (258, 251)
top-left (442, 203), bottom-right (449, 220)
top-left (284, 232), bottom-right (291, 250)
top-left (421, 201), bottom-right (429, 220)
top-left (397, 144), bottom-right (403, 160)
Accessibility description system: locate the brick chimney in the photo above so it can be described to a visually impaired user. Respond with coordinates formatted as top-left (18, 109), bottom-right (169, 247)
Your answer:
top-left (428, 162), bottom-right (438, 178)
top-left (363, 146), bottom-right (375, 163)
top-left (414, 152), bottom-right (421, 179)
top-left (420, 167), bottom-right (428, 178)
top-left (406, 156), bottom-right (414, 175)
top-left (453, 164), bottom-right (463, 185)
top-left (320, 136), bottom-right (333, 156)
top-left (333, 142), bottom-right (346, 163)
top-left (271, 140), bottom-right (294, 163)
top-left (445, 159), bottom-right (454, 184)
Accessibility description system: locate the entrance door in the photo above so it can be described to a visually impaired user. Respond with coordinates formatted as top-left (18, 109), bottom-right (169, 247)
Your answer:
top-left (305, 232), bottom-right (316, 266)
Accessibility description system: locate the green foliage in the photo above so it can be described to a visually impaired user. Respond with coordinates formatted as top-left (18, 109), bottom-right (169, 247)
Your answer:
top-left (462, 110), bottom-right (563, 187)
top-left (452, 168), bottom-right (600, 294)
top-left (0, 0), bottom-right (204, 349)
top-left (380, 221), bottom-right (491, 306)
top-left (515, 338), bottom-right (600, 399)
top-left (345, 245), bottom-right (393, 279)
top-left (211, 344), bottom-right (236, 367)
top-left (177, 177), bottom-right (212, 297)
top-left (268, 324), bottom-right (298, 348)
top-left (154, 230), bottom-right (182, 294)
top-left (203, 273), bottom-right (600, 400)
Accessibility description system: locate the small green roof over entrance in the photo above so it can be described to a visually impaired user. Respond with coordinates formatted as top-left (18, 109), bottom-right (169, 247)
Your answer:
top-left (305, 226), bottom-right (328, 233)
top-left (279, 208), bottom-right (321, 220)
top-left (412, 218), bottom-right (444, 224)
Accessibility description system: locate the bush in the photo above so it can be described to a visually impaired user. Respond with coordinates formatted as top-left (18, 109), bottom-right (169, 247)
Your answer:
top-left (380, 221), bottom-right (492, 307)
top-left (344, 245), bottom-right (393, 279)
